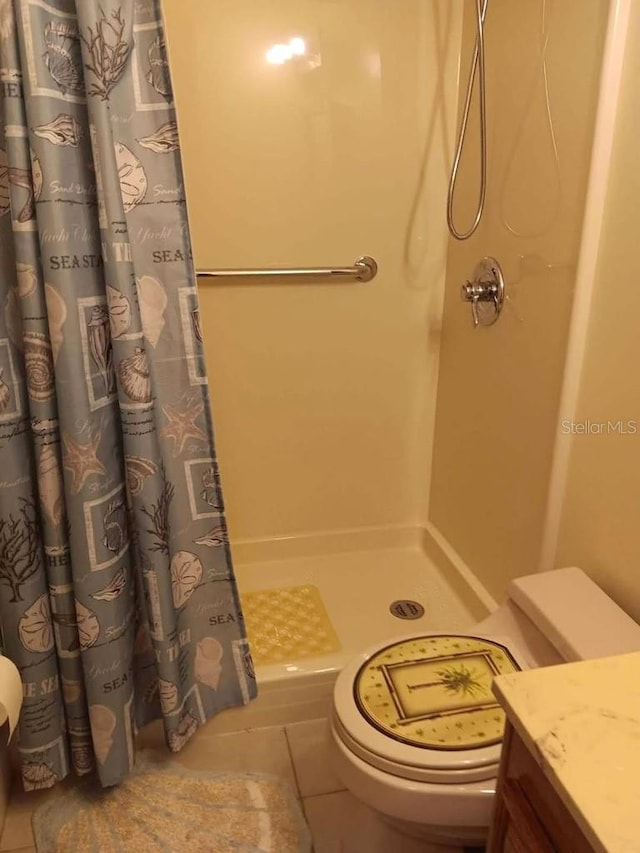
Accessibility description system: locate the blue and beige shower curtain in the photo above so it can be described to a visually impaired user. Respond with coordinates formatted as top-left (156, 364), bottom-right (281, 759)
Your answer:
top-left (0, 0), bottom-right (256, 789)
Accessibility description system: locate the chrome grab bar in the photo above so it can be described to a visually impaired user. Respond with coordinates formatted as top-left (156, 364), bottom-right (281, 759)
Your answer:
top-left (196, 255), bottom-right (377, 283)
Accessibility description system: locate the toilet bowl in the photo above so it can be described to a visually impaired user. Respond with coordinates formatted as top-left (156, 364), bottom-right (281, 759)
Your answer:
top-left (330, 567), bottom-right (640, 846)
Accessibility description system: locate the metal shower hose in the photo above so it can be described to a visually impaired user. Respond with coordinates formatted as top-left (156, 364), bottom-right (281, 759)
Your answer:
top-left (447, 0), bottom-right (489, 240)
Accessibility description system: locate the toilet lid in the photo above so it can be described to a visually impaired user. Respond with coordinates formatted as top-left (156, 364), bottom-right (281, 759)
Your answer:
top-left (333, 632), bottom-right (525, 784)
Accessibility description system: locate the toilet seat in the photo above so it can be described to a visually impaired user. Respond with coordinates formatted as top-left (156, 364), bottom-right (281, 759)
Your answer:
top-left (333, 632), bottom-right (527, 784)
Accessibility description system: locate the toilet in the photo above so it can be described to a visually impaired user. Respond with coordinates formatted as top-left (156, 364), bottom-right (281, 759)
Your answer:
top-left (330, 567), bottom-right (640, 847)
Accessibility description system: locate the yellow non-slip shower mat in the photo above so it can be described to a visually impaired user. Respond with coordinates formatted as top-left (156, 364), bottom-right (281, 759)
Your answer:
top-left (243, 584), bottom-right (341, 666)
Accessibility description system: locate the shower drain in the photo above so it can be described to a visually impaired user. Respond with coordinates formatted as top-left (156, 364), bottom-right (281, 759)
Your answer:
top-left (389, 600), bottom-right (425, 620)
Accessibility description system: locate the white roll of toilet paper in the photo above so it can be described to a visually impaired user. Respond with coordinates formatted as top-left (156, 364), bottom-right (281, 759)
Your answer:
top-left (0, 655), bottom-right (22, 740)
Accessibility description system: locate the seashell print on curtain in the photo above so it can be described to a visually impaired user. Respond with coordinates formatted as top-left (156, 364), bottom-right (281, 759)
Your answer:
top-left (0, 0), bottom-right (256, 789)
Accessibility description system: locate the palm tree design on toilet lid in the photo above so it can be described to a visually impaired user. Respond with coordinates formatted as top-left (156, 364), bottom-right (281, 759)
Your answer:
top-left (354, 635), bottom-right (520, 751)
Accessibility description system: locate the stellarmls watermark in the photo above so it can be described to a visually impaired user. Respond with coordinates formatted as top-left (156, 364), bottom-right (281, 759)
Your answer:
top-left (560, 420), bottom-right (637, 435)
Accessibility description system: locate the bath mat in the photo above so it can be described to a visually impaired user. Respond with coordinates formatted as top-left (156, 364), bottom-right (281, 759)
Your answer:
top-left (32, 753), bottom-right (312, 853)
top-left (243, 584), bottom-right (341, 666)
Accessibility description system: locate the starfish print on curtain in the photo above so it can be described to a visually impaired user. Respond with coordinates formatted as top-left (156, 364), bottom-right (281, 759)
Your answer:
top-left (62, 433), bottom-right (107, 493)
top-left (160, 397), bottom-right (208, 457)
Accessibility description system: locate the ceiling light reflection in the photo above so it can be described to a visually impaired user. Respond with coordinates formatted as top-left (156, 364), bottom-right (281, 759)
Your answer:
top-left (266, 36), bottom-right (307, 65)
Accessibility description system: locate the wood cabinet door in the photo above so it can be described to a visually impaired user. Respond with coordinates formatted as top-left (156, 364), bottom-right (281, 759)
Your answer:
top-left (488, 723), bottom-right (595, 853)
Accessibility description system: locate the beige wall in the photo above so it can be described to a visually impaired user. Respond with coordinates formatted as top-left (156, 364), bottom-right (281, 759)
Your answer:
top-left (163, 1), bottom-right (462, 541)
top-left (429, 1), bottom-right (608, 597)
top-left (556, 4), bottom-right (640, 622)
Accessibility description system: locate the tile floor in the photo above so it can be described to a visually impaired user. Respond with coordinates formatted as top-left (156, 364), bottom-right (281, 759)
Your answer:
top-left (0, 717), bottom-right (481, 853)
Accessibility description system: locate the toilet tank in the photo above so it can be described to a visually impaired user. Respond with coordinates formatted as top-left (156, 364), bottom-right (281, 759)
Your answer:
top-left (507, 567), bottom-right (640, 662)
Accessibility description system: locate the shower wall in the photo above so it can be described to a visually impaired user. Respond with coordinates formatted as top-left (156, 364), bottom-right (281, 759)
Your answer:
top-left (555, 3), bottom-right (640, 622)
top-left (163, 1), bottom-right (462, 542)
top-left (429, 1), bottom-right (609, 597)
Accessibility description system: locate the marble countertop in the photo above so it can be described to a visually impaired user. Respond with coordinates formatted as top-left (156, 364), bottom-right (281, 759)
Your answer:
top-left (492, 651), bottom-right (640, 853)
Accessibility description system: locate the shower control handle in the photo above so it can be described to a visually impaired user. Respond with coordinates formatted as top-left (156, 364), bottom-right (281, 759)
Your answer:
top-left (460, 280), bottom-right (499, 326)
top-left (460, 257), bottom-right (506, 327)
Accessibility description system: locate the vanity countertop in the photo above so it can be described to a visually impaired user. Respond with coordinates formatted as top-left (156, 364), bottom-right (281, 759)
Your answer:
top-left (492, 651), bottom-right (640, 853)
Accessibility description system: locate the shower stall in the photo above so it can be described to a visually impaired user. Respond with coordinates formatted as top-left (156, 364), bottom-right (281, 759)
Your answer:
top-left (160, 0), bottom-right (625, 729)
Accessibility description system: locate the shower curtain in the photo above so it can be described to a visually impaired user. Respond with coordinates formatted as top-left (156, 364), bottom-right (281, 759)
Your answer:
top-left (0, 0), bottom-right (256, 789)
